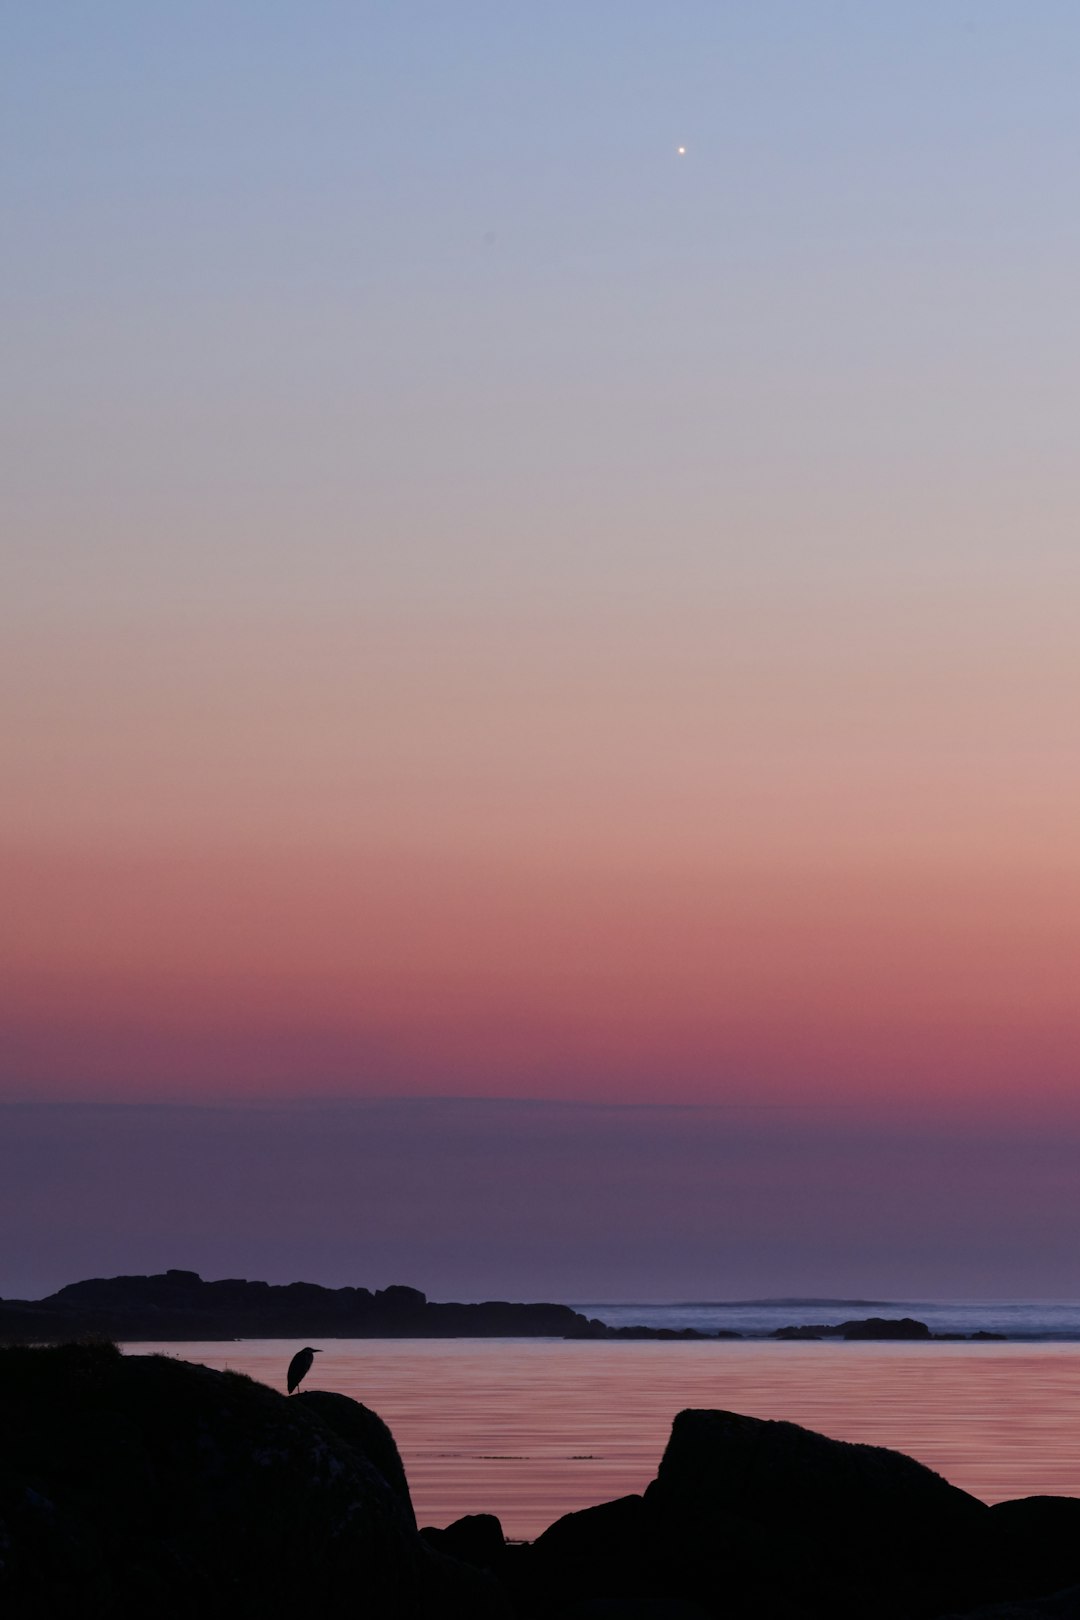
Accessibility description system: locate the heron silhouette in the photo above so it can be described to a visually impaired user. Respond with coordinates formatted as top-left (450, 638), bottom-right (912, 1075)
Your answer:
top-left (286, 1346), bottom-right (321, 1394)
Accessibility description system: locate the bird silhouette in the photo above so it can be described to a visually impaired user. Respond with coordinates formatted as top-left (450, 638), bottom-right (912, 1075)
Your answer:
top-left (286, 1346), bottom-right (321, 1394)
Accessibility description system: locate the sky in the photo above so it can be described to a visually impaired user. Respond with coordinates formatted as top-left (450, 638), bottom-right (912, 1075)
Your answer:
top-left (4, 4), bottom-right (1080, 1298)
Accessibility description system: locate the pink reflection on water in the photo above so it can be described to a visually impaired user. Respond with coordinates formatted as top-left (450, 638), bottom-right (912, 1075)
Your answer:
top-left (129, 1339), bottom-right (1080, 1540)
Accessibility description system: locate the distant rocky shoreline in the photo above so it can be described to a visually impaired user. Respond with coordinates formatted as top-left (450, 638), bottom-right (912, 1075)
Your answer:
top-left (0, 1270), bottom-right (597, 1344)
top-left (0, 1270), bottom-right (1009, 1344)
top-left (2, 1340), bottom-right (1077, 1617)
top-left (770, 1315), bottom-right (1006, 1342)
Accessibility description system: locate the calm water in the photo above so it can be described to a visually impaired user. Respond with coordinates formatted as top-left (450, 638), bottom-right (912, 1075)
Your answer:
top-left (129, 1337), bottom-right (1080, 1539)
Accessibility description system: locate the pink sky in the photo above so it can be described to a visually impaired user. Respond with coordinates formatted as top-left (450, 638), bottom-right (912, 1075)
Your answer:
top-left (5, 4), bottom-right (1080, 1227)
top-left (6, 564), bottom-right (1080, 1117)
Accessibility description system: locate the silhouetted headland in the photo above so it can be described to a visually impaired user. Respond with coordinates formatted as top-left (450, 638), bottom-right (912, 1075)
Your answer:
top-left (3, 1340), bottom-right (1077, 1617)
top-left (0, 1270), bottom-right (603, 1343)
top-left (0, 1271), bottom-right (1015, 1344)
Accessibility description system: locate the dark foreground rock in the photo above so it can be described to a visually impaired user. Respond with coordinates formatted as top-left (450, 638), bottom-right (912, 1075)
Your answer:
top-left (421, 1511), bottom-right (507, 1568)
top-left (514, 1410), bottom-right (1080, 1620)
top-left (986, 1498), bottom-right (1080, 1606)
top-left (296, 1387), bottom-right (416, 1527)
top-left (0, 1341), bottom-right (506, 1619)
top-left (938, 1589), bottom-right (1080, 1619)
top-left (644, 1407), bottom-right (990, 1616)
top-left (3, 1347), bottom-right (1078, 1619)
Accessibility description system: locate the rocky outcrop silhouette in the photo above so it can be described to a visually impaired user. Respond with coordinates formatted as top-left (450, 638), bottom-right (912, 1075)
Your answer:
top-left (296, 1388), bottom-right (416, 1528)
top-left (420, 1511), bottom-right (507, 1569)
top-left (0, 1341), bottom-right (506, 1618)
top-left (986, 1498), bottom-right (1080, 1605)
top-left (643, 1407), bottom-right (991, 1616)
top-left (505, 1411), bottom-right (1080, 1619)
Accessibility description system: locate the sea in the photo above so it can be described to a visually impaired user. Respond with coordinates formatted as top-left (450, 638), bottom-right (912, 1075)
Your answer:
top-left (128, 1299), bottom-right (1080, 1540)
